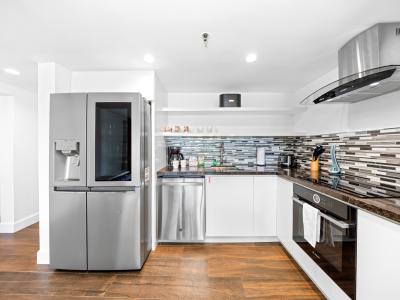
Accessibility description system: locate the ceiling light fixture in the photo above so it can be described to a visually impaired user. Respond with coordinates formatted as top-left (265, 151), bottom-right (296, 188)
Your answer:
top-left (143, 54), bottom-right (155, 64)
top-left (245, 53), bottom-right (257, 63)
top-left (3, 68), bottom-right (20, 76)
top-left (202, 32), bottom-right (210, 48)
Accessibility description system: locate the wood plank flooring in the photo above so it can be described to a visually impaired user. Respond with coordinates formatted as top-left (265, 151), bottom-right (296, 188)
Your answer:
top-left (0, 224), bottom-right (324, 299)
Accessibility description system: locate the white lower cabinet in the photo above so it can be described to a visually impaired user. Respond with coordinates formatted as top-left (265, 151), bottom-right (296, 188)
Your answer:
top-left (206, 175), bottom-right (254, 236)
top-left (254, 176), bottom-right (277, 236)
top-left (276, 177), bottom-right (293, 246)
top-left (205, 175), bottom-right (277, 237)
top-left (356, 210), bottom-right (400, 300)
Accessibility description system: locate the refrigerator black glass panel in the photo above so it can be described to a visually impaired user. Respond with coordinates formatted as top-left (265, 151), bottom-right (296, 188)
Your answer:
top-left (95, 102), bottom-right (131, 181)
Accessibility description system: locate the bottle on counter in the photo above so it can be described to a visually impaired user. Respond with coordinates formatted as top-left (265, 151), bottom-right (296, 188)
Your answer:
top-left (197, 154), bottom-right (205, 167)
top-left (189, 156), bottom-right (198, 167)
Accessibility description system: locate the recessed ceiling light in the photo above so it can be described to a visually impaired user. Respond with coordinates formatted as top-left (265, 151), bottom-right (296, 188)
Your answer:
top-left (143, 54), bottom-right (155, 64)
top-left (3, 68), bottom-right (20, 76)
top-left (369, 81), bottom-right (380, 87)
top-left (245, 53), bottom-right (257, 63)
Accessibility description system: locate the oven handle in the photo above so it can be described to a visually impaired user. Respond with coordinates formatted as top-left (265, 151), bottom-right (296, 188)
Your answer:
top-left (292, 196), bottom-right (355, 229)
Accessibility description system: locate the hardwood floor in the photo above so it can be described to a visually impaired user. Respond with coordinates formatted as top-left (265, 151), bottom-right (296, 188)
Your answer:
top-left (0, 224), bottom-right (324, 299)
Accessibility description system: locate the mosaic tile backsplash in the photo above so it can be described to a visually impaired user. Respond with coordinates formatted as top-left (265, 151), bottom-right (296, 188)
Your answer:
top-left (296, 127), bottom-right (400, 195)
top-left (165, 127), bottom-right (400, 195)
top-left (165, 136), bottom-right (300, 167)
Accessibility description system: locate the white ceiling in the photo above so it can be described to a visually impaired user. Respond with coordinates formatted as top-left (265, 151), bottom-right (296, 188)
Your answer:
top-left (1, 0), bottom-right (400, 92)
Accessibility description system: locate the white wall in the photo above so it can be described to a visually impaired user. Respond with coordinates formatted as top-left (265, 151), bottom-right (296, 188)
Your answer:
top-left (0, 81), bottom-right (38, 233)
top-left (0, 96), bottom-right (14, 228)
top-left (347, 90), bottom-right (400, 131)
top-left (166, 92), bottom-right (296, 135)
top-left (71, 71), bottom-right (155, 99)
top-left (153, 74), bottom-right (168, 248)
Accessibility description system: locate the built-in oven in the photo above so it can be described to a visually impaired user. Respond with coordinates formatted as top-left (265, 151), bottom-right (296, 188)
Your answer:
top-left (292, 184), bottom-right (357, 299)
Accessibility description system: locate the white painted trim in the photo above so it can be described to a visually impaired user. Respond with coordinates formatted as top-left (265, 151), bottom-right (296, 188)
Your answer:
top-left (0, 222), bottom-right (14, 233)
top-left (37, 249), bottom-right (49, 265)
top-left (0, 213), bottom-right (38, 233)
top-left (14, 213), bottom-right (39, 232)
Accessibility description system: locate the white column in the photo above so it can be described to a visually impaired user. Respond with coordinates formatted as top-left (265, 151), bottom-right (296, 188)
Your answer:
top-left (0, 96), bottom-right (15, 232)
top-left (37, 63), bottom-right (71, 264)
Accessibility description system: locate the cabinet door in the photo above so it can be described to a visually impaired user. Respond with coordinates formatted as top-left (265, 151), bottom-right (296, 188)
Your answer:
top-left (357, 210), bottom-right (400, 300)
top-left (276, 178), bottom-right (293, 245)
top-left (206, 176), bottom-right (253, 236)
top-left (87, 191), bottom-right (141, 270)
top-left (50, 191), bottom-right (87, 270)
top-left (254, 176), bottom-right (277, 236)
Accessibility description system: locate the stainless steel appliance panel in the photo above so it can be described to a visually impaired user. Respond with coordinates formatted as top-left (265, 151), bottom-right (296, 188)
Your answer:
top-left (49, 190), bottom-right (87, 270)
top-left (158, 178), bottom-right (205, 241)
top-left (143, 101), bottom-right (152, 255)
top-left (50, 93), bottom-right (87, 187)
top-left (87, 190), bottom-right (142, 270)
top-left (339, 23), bottom-right (400, 78)
top-left (292, 184), bottom-right (357, 299)
top-left (87, 93), bottom-right (142, 187)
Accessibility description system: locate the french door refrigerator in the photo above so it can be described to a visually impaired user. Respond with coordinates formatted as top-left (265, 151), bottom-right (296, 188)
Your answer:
top-left (49, 93), bottom-right (151, 270)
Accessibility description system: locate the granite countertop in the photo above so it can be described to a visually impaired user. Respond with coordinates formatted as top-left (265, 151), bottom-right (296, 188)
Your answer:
top-left (157, 165), bottom-right (280, 176)
top-left (157, 166), bottom-right (400, 224)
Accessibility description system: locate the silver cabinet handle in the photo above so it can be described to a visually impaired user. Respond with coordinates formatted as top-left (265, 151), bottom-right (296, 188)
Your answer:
top-left (292, 196), bottom-right (354, 229)
top-left (161, 182), bottom-right (203, 187)
top-left (179, 186), bottom-right (184, 232)
top-left (89, 186), bottom-right (136, 192)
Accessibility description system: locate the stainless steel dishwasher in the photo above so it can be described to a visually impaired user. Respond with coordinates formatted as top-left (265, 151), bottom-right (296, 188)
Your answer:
top-left (158, 176), bottom-right (205, 242)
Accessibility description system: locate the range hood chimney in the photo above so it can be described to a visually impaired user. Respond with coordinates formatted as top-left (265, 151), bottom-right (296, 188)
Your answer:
top-left (301, 23), bottom-right (400, 104)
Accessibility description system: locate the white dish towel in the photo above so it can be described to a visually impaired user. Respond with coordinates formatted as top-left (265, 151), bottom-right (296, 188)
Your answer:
top-left (302, 203), bottom-right (321, 247)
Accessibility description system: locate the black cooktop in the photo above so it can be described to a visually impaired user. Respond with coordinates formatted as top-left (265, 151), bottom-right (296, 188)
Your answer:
top-left (300, 172), bottom-right (400, 199)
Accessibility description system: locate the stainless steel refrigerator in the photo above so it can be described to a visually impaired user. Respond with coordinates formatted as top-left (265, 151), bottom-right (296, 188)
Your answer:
top-left (49, 93), bottom-right (151, 270)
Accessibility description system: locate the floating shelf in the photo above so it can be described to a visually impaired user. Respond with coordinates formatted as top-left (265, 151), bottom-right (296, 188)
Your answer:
top-left (160, 107), bottom-right (305, 114)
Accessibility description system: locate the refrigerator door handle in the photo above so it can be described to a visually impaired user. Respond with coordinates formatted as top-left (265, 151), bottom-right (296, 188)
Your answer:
top-left (54, 186), bottom-right (90, 192)
top-left (89, 186), bottom-right (136, 192)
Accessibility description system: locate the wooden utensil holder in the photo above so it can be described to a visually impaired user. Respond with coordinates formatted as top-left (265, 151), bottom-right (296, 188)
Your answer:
top-left (310, 159), bottom-right (319, 171)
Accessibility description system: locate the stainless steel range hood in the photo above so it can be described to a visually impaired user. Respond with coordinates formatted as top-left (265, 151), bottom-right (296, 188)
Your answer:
top-left (301, 23), bottom-right (400, 104)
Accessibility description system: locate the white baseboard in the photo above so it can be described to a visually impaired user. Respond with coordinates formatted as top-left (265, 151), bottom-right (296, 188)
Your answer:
top-left (0, 213), bottom-right (38, 233)
top-left (0, 222), bottom-right (14, 233)
top-left (37, 249), bottom-right (49, 265)
top-left (14, 213), bottom-right (39, 232)
top-left (158, 236), bottom-right (279, 244)
top-left (205, 236), bottom-right (279, 243)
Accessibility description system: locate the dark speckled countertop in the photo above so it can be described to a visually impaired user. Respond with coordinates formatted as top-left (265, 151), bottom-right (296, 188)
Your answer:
top-left (158, 166), bottom-right (400, 224)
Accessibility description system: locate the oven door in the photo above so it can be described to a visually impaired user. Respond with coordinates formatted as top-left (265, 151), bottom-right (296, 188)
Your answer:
top-left (292, 196), bottom-right (356, 299)
top-left (87, 93), bottom-right (143, 187)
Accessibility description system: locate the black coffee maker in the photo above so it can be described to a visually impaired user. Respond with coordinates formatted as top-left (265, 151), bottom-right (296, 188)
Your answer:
top-left (167, 146), bottom-right (184, 166)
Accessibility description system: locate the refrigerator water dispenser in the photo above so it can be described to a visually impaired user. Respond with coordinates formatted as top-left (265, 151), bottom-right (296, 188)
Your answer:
top-left (54, 140), bottom-right (81, 182)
